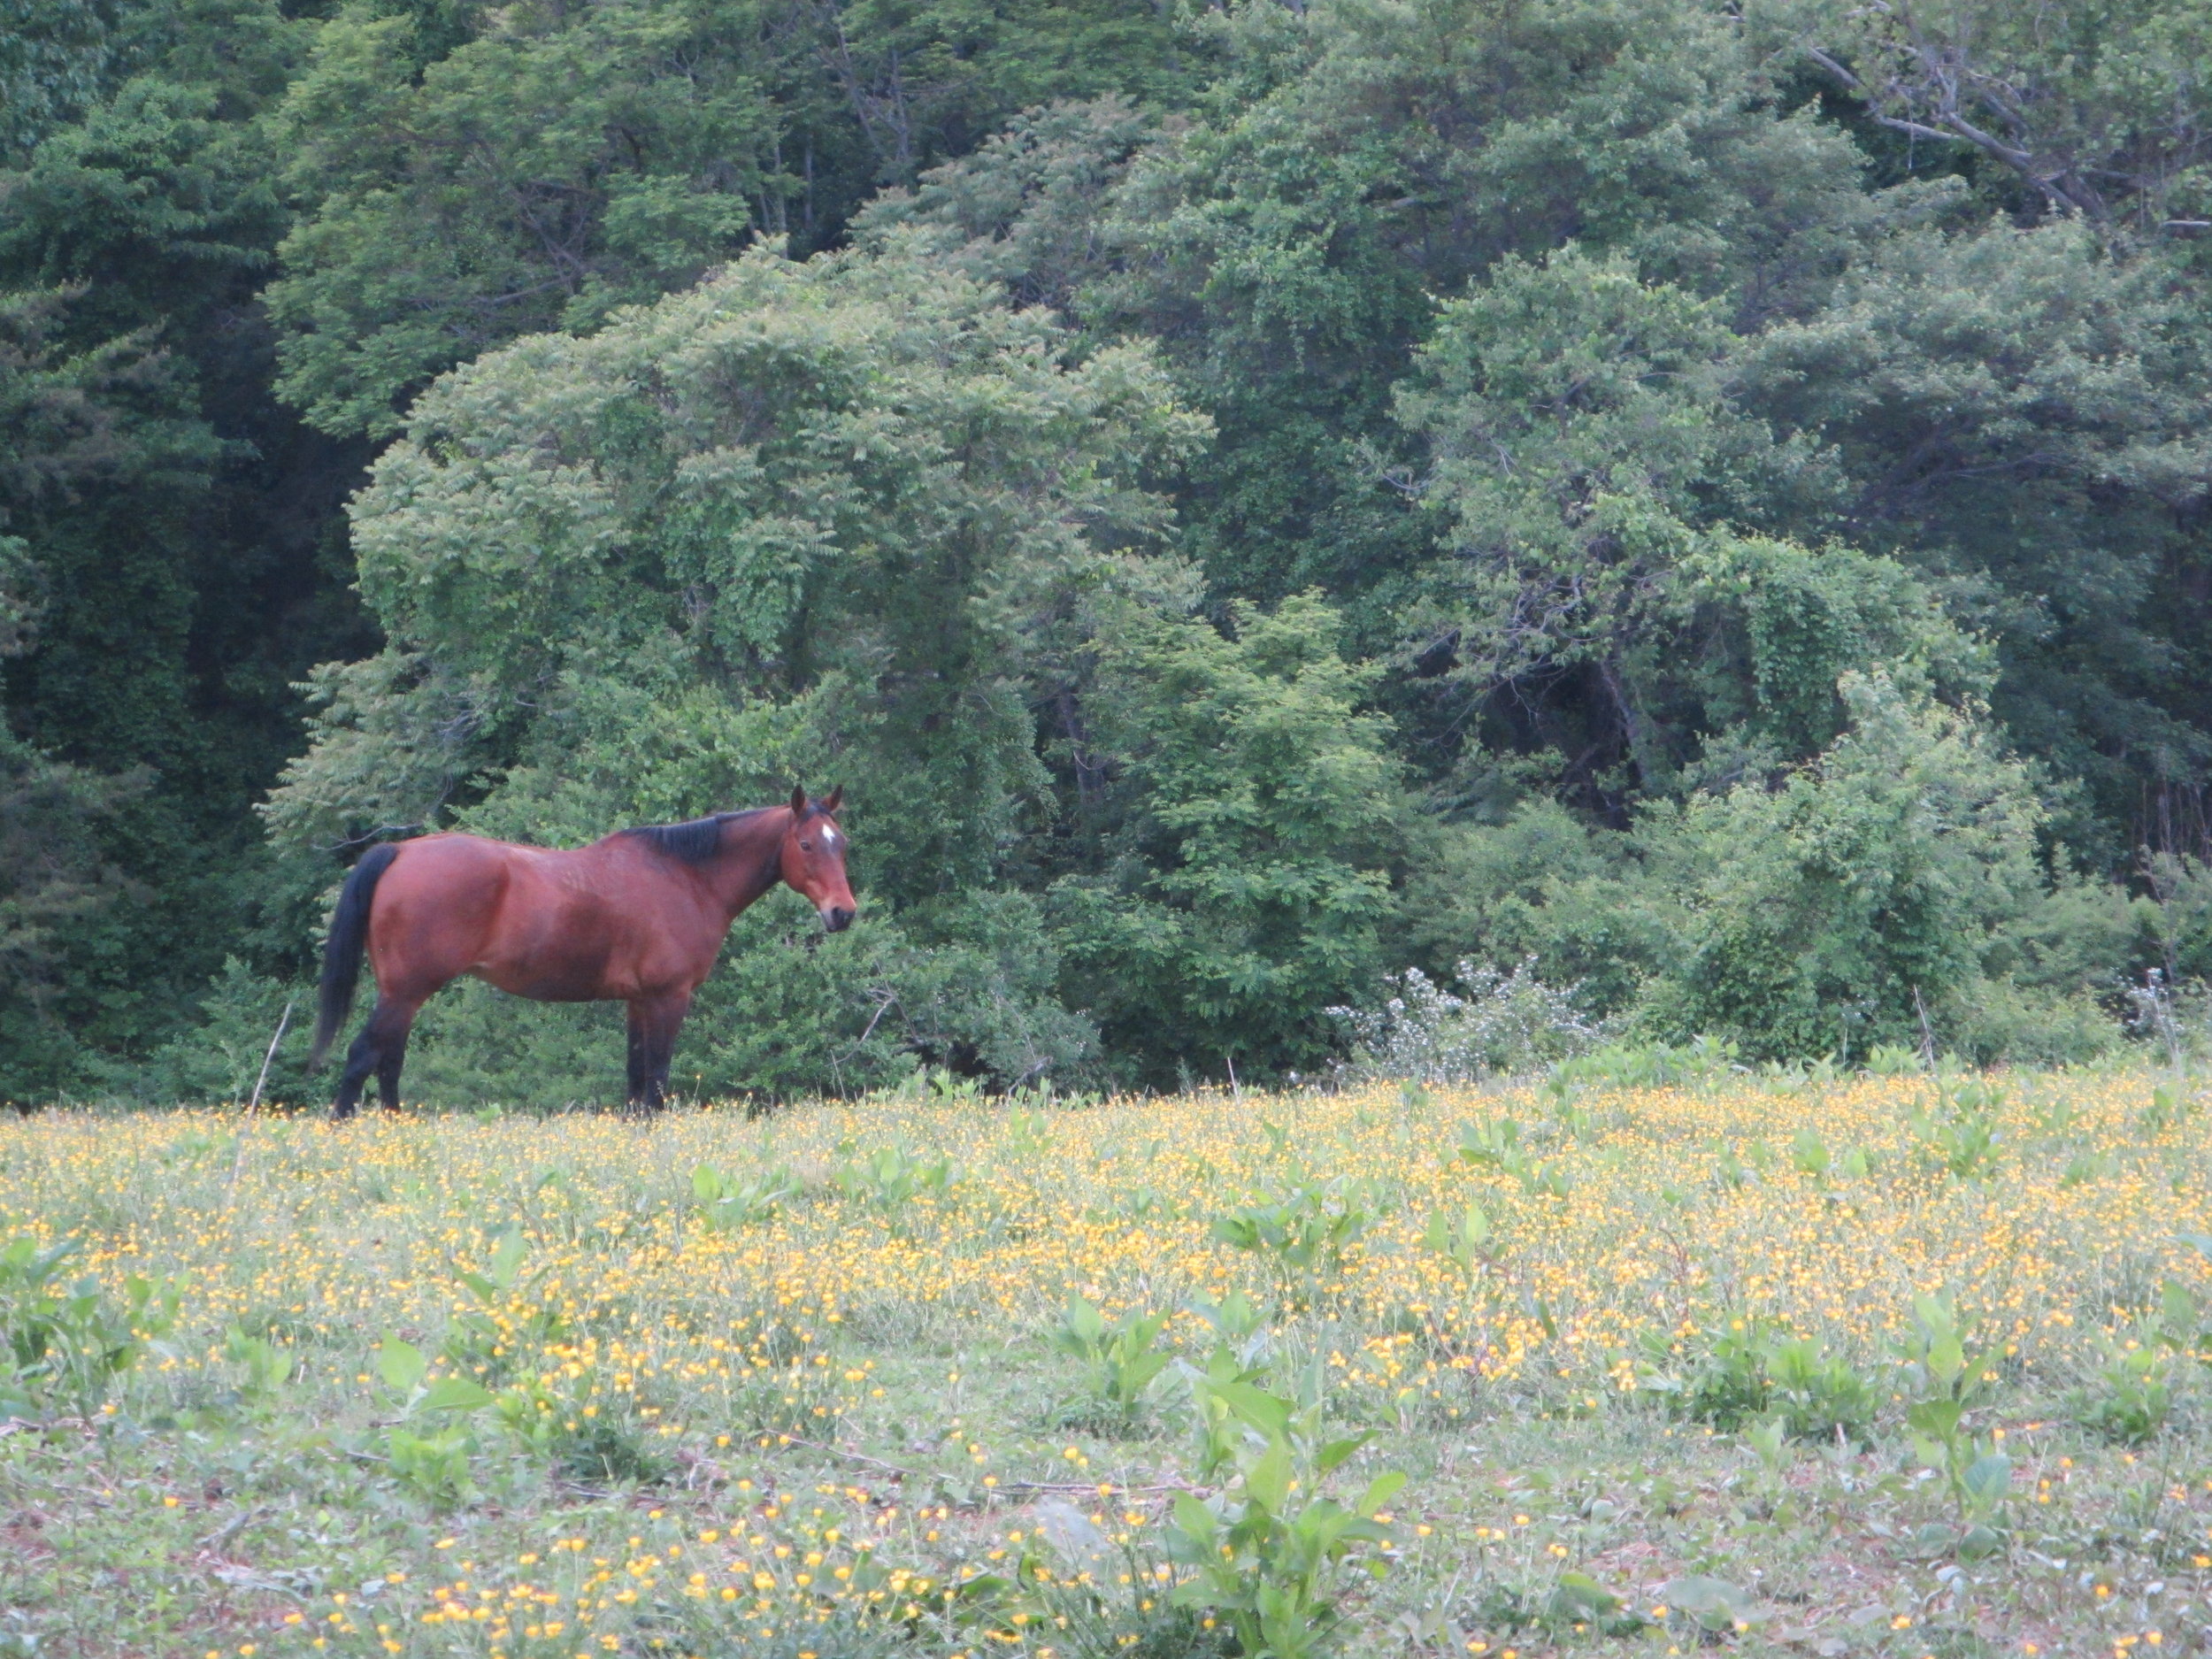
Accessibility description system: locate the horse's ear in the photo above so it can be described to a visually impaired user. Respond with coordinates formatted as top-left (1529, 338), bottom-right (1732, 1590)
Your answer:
top-left (823, 785), bottom-right (843, 815)
top-left (789, 784), bottom-right (808, 815)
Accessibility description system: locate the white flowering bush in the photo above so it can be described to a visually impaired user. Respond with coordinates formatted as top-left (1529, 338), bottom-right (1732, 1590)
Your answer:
top-left (1327, 957), bottom-right (1612, 1084)
top-left (2125, 970), bottom-right (2212, 1068)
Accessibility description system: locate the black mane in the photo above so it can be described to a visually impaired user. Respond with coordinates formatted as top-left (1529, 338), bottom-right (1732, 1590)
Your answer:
top-left (620, 807), bottom-right (768, 864)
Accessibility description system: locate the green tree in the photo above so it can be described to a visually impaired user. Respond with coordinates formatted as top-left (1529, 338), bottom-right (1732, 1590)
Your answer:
top-left (0, 730), bottom-right (146, 1100)
top-left (265, 241), bottom-right (1206, 1096)
top-left (1650, 673), bottom-right (2069, 1062)
top-left (11, 0), bottom-right (2212, 1093)
top-left (1735, 219), bottom-right (2212, 860)
top-left (1394, 245), bottom-right (1983, 811)
top-left (1050, 594), bottom-right (1403, 1083)
top-left (0, 287), bottom-right (218, 1088)
top-left (264, 0), bottom-right (1206, 439)
top-left (2, 0), bottom-right (115, 161)
top-left (851, 96), bottom-right (1156, 318)
top-left (0, 0), bottom-right (373, 1089)
top-left (1780, 0), bottom-right (2212, 228)
top-left (1083, 0), bottom-right (1881, 615)
top-left (1401, 675), bottom-right (2120, 1064)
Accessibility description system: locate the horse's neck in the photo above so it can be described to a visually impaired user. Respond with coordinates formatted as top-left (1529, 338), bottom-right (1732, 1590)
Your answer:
top-left (709, 810), bottom-right (790, 917)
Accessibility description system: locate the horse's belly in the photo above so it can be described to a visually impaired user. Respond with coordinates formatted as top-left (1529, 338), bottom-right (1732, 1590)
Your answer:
top-left (474, 957), bottom-right (618, 1002)
top-left (474, 897), bottom-right (662, 1002)
top-left (473, 918), bottom-right (632, 1000)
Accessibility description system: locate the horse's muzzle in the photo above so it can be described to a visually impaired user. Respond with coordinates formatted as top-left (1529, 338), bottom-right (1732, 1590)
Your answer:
top-left (821, 905), bottom-right (856, 933)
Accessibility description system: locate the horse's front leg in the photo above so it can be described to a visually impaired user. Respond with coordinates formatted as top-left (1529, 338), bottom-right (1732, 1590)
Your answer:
top-left (624, 1004), bottom-right (649, 1111)
top-left (626, 990), bottom-right (694, 1113)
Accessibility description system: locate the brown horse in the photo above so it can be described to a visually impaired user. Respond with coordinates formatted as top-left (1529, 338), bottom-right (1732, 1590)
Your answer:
top-left (310, 788), bottom-right (856, 1118)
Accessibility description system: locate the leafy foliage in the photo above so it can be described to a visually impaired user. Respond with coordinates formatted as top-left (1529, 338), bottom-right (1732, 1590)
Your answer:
top-left (1049, 1297), bottom-right (1172, 1425)
top-left (0, 1234), bottom-right (176, 1423)
top-left (1051, 594), bottom-right (1402, 1082)
top-left (1640, 1317), bottom-right (1880, 1445)
top-left (263, 0), bottom-right (1205, 439)
top-left (691, 1162), bottom-right (802, 1232)
top-left (11, 0), bottom-right (2212, 1092)
top-left (1167, 1362), bottom-right (1403, 1659)
top-left (261, 241), bottom-right (1202, 1094)
top-left (1653, 674), bottom-right (2055, 1060)
top-left (1211, 1179), bottom-right (1376, 1286)
top-left (1792, 0), bottom-right (2212, 227)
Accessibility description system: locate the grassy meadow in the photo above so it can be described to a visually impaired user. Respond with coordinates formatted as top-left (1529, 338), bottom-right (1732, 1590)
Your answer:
top-left (4, 1068), bottom-right (2212, 1658)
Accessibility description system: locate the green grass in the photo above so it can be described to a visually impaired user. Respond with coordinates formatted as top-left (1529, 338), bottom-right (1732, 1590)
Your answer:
top-left (3, 1071), bottom-right (2210, 1658)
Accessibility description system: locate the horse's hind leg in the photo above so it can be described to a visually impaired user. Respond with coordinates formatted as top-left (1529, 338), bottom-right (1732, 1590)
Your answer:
top-left (334, 1017), bottom-right (378, 1120)
top-left (334, 999), bottom-right (422, 1120)
top-left (374, 1001), bottom-right (420, 1111)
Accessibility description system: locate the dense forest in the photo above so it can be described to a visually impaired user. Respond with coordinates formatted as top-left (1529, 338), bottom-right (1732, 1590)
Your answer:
top-left (5, 0), bottom-right (2211, 1103)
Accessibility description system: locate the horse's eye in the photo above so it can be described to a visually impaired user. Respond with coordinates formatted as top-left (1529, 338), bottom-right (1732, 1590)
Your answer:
top-left (799, 841), bottom-right (813, 851)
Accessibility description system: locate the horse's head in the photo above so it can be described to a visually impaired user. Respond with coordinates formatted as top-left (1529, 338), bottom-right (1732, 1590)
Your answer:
top-left (781, 786), bottom-right (856, 933)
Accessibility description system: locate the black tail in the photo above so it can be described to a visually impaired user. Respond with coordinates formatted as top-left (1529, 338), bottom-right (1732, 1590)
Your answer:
top-left (311, 842), bottom-right (401, 1066)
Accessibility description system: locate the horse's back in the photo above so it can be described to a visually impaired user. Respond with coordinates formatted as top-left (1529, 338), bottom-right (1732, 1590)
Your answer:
top-left (370, 831), bottom-right (703, 1002)
top-left (378, 832), bottom-right (531, 898)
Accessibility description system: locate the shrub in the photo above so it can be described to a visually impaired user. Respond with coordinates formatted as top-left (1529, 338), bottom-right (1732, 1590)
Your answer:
top-left (135, 958), bottom-right (319, 1106)
top-left (692, 1164), bottom-right (802, 1232)
top-left (1212, 1180), bottom-right (1374, 1286)
top-left (1328, 957), bottom-right (1610, 1083)
top-left (1639, 1318), bottom-right (1772, 1431)
top-left (2067, 1339), bottom-right (2175, 1447)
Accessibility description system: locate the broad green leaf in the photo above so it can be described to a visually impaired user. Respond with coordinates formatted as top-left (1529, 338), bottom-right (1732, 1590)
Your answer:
top-left (1317, 1432), bottom-right (1371, 1474)
top-left (1929, 1333), bottom-right (1965, 1386)
top-left (1906, 1398), bottom-right (1962, 1440)
top-left (1171, 1493), bottom-right (1217, 1544)
top-left (1962, 1453), bottom-right (2011, 1503)
top-left (1551, 1571), bottom-right (1622, 1617)
top-left (1356, 1470), bottom-right (1407, 1517)
top-left (1244, 1439), bottom-right (1294, 1514)
top-left (378, 1337), bottom-right (427, 1394)
top-left (422, 1377), bottom-right (495, 1413)
top-left (488, 1227), bottom-right (526, 1287)
top-left (1213, 1379), bottom-right (1293, 1439)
